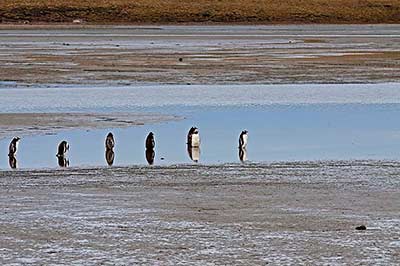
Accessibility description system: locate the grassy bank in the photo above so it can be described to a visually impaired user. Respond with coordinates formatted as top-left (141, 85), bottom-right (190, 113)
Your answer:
top-left (1, 0), bottom-right (400, 24)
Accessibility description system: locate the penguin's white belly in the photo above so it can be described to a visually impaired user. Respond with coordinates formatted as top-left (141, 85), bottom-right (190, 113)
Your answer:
top-left (240, 135), bottom-right (248, 147)
top-left (242, 135), bottom-right (248, 146)
top-left (191, 134), bottom-right (200, 147)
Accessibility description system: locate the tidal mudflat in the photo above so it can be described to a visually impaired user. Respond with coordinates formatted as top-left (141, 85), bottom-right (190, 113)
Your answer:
top-left (1, 25), bottom-right (400, 264)
top-left (1, 161), bottom-right (400, 264)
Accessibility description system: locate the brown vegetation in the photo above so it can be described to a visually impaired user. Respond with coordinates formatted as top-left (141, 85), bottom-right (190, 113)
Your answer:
top-left (1, 0), bottom-right (400, 24)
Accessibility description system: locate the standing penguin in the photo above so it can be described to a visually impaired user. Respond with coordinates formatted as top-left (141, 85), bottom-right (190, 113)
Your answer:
top-left (8, 137), bottom-right (20, 156)
top-left (56, 140), bottom-right (69, 157)
top-left (105, 132), bottom-right (115, 150)
top-left (145, 132), bottom-right (155, 150)
top-left (239, 130), bottom-right (248, 149)
top-left (187, 127), bottom-right (200, 147)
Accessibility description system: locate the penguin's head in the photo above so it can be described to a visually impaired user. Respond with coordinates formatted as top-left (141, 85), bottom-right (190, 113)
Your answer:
top-left (242, 130), bottom-right (248, 135)
top-left (14, 137), bottom-right (21, 142)
top-left (149, 132), bottom-right (154, 137)
top-left (193, 127), bottom-right (199, 134)
top-left (107, 132), bottom-right (113, 138)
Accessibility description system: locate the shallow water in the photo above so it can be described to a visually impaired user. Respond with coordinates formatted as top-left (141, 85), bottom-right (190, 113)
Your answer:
top-left (2, 83), bottom-right (400, 169)
top-left (2, 102), bottom-right (400, 169)
top-left (1, 83), bottom-right (400, 113)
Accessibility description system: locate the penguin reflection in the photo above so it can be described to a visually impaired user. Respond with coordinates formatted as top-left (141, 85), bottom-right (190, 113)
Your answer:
top-left (105, 149), bottom-right (115, 166)
top-left (57, 156), bottom-right (69, 168)
top-left (187, 146), bottom-right (200, 163)
top-left (239, 147), bottom-right (247, 162)
top-left (145, 149), bottom-right (155, 165)
top-left (145, 132), bottom-right (155, 165)
top-left (8, 154), bottom-right (17, 169)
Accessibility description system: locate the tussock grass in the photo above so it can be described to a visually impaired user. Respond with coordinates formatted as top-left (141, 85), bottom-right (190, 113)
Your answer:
top-left (1, 0), bottom-right (399, 24)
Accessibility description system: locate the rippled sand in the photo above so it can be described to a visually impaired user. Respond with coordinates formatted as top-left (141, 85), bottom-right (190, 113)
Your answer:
top-left (1, 161), bottom-right (399, 264)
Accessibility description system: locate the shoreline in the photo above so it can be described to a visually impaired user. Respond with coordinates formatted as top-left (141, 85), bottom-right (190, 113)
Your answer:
top-left (1, 158), bottom-right (398, 172)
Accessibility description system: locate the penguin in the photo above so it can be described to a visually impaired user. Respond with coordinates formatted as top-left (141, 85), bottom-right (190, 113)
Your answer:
top-left (8, 137), bottom-right (20, 156)
top-left (239, 130), bottom-right (248, 149)
top-left (56, 141), bottom-right (69, 157)
top-left (57, 155), bottom-right (69, 168)
top-left (145, 132), bottom-right (155, 150)
top-left (105, 132), bottom-right (115, 150)
top-left (8, 154), bottom-right (17, 169)
top-left (145, 148), bottom-right (155, 165)
top-left (187, 127), bottom-right (200, 147)
top-left (105, 148), bottom-right (115, 166)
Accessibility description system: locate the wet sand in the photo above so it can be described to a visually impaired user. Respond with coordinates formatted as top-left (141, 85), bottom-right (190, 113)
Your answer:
top-left (1, 24), bottom-right (400, 86)
top-left (1, 161), bottom-right (399, 264)
top-left (0, 113), bottom-right (181, 140)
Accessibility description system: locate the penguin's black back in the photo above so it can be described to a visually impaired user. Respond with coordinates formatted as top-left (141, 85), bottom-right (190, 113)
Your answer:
top-left (146, 132), bottom-right (155, 149)
top-left (57, 141), bottom-right (68, 156)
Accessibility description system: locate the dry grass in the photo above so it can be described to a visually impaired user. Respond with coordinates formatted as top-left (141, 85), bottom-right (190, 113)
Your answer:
top-left (0, 0), bottom-right (400, 24)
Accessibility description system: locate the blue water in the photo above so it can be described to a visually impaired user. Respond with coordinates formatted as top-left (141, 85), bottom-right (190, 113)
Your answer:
top-left (1, 104), bottom-right (400, 169)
